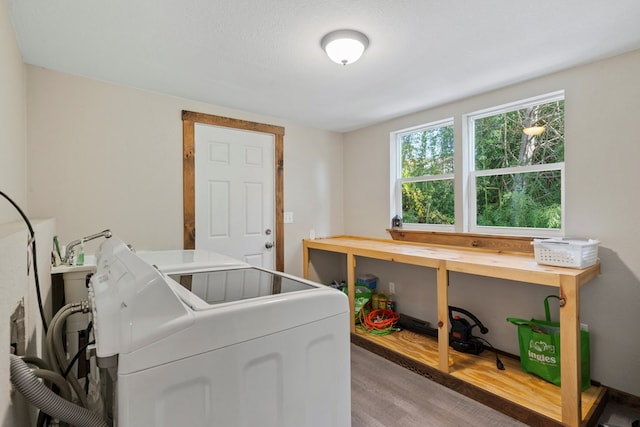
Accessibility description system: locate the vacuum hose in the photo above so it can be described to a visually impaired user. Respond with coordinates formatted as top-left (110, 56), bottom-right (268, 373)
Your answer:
top-left (10, 354), bottom-right (108, 427)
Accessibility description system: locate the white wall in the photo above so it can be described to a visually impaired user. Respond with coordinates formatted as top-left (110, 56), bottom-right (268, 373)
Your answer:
top-left (342, 49), bottom-right (640, 396)
top-left (1, 1), bottom-right (34, 424)
top-left (25, 66), bottom-right (345, 277)
top-left (0, 0), bottom-right (26, 223)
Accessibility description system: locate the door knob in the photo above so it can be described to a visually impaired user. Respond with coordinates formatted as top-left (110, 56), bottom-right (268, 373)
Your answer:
top-left (265, 241), bottom-right (274, 249)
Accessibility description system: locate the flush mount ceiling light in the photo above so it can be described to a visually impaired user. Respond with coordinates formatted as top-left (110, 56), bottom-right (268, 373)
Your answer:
top-left (522, 126), bottom-right (546, 136)
top-left (321, 29), bottom-right (369, 65)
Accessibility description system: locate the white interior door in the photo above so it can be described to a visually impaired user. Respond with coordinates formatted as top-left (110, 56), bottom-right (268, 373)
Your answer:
top-left (195, 123), bottom-right (275, 269)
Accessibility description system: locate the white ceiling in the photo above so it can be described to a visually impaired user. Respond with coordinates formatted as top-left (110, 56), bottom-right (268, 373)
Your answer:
top-left (8, 0), bottom-right (640, 132)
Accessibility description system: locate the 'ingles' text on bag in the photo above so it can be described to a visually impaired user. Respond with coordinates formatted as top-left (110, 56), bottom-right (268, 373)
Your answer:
top-left (528, 340), bottom-right (557, 365)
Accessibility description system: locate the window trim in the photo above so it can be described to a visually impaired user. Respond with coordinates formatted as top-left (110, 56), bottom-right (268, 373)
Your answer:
top-left (464, 91), bottom-right (565, 237)
top-left (391, 90), bottom-right (565, 237)
top-left (468, 162), bottom-right (565, 237)
top-left (391, 118), bottom-right (455, 232)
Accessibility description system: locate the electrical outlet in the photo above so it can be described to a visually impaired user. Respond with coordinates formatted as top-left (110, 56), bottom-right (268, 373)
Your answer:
top-left (389, 282), bottom-right (396, 294)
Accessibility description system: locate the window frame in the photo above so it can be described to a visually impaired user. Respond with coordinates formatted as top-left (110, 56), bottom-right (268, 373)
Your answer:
top-left (464, 91), bottom-right (565, 237)
top-left (391, 90), bottom-right (565, 237)
top-left (390, 118), bottom-right (455, 232)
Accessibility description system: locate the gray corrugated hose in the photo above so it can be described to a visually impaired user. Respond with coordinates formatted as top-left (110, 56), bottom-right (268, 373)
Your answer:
top-left (10, 354), bottom-right (108, 427)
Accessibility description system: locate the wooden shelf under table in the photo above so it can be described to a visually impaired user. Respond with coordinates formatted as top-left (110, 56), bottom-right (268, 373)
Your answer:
top-left (352, 328), bottom-right (607, 426)
top-left (303, 235), bottom-right (602, 427)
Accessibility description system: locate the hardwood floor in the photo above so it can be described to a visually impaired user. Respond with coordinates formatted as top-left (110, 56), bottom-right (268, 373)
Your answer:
top-left (351, 344), bottom-right (527, 426)
top-left (351, 343), bottom-right (640, 427)
top-left (597, 402), bottom-right (640, 427)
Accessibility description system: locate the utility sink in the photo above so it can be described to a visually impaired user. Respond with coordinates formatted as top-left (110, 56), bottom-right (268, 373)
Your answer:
top-left (50, 255), bottom-right (97, 275)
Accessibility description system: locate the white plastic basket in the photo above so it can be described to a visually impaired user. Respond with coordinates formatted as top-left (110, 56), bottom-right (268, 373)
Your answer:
top-left (532, 238), bottom-right (599, 269)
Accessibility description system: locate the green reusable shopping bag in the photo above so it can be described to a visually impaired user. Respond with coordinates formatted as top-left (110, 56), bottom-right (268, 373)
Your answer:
top-left (344, 285), bottom-right (372, 322)
top-left (507, 295), bottom-right (591, 391)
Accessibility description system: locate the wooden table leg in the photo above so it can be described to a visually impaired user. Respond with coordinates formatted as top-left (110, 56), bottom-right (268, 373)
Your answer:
top-left (347, 252), bottom-right (356, 333)
top-left (437, 261), bottom-right (449, 373)
top-left (560, 275), bottom-right (581, 426)
top-left (302, 240), bottom-right (310, 279)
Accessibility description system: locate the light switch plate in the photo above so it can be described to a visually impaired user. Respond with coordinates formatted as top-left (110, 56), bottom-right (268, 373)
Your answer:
top-left (284, 211), bottom-right (294, 223)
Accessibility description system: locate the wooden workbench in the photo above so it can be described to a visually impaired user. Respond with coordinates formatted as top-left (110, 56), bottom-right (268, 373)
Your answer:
top-left (302, 235), bottom-right (603, 427)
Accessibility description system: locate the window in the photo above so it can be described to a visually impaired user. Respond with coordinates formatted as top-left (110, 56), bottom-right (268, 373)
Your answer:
top-left (467, 92), bottom-right (564, 236)
top-left (391, 119), bottom-right (455, 230)
top-left (391, 91), bottom-right (565, 236)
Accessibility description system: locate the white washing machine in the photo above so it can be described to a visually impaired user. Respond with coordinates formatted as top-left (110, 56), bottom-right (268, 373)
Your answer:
top-left (89, 236), bottom-right (351, 427)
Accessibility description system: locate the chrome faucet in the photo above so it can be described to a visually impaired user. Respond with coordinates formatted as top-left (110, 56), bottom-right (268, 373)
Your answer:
top-left (63, 229), bottom-right (112, 265)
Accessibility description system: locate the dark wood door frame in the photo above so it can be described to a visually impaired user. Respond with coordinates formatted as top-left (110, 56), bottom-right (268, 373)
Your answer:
top-left (182, 110), bottom-right (285, 271)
